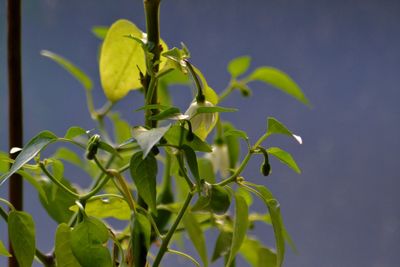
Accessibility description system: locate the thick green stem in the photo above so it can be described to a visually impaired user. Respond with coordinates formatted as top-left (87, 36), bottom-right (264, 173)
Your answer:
top-left (153, 192), bottom-right (194, 267)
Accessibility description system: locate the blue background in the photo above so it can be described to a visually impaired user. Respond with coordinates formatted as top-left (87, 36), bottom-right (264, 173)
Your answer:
top-left (1, 0), bottom-right (400, 266)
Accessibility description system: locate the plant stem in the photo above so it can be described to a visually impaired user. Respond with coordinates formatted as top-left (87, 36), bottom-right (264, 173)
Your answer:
top-left (153, 192), bottom-right (194, 267)
top-left (7, 0), bottom-right (23, 265)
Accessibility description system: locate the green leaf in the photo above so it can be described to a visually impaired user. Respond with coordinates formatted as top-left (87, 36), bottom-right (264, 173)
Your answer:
top-left (258, 247), bottom-right (277, 267)
top-left (267, 147), bottom-right (301, 174)
top-left (98, 140), bottom-right (121, 158)
top-left (266, 117), bottom-right (302, 144)
top-left (211, 231), bottom-right (232, 262)
top-left (70, 197), bottom-right (130, 220)
top-left (195, 106), bottom-right (237, 115)
top-left (132, 212), bottom-right (152, 267)
top-left (248, 66), bottom-right (310, 106)
top-left (8, 211), bottom-right (36, 267)
top-left (192, 65), bottom-right (219, 105)
top-left (197, 158), bottom-right (215, 183)
top-left (182, 212), bottom-right (208, 267)
top-left (239, 237), bottom-right (262, 266)
top-left (223, 129), bottom-right (249, 141)
top-left (70, 216), bottom-right (112, 267)
top-left (0, 131), bottom-right (57, 186)
top-left (149, 107), bottom-right (183, 121)
top-left (0, 240), bottom-right (11, 257)
top-left (228, 56), bottom-right (251, 78)
top-left (192, 184), bottom-right (231, 215)
top-left (181, 145), bottom-right (200, 186)
top-left (222, 122), bottom-right (241, 170)
top-left (226, 193), bottom-right (249, 266)
top-left (132, 124), bottom-right (171, 158)
top-left (108, 112), bottom-right (132, 144)
top-left (129, 152), bottom-right (157, 212)
top-left (99, 19), bottom-right (145, 101)
top-left (17, 170), bottom-right (47, 202)
top-left (41, 50), bottom-right (93, 90)
top-left (91, 26), bottom-right (108, 39)
top-left (55, 224), bottom-right (81, 267)
top-left (64, 126), bottom-right (87, 139)
top-left (163, 125), bottom-right (212, 152)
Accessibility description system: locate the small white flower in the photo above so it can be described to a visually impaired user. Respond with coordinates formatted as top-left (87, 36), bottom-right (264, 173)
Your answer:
top-left (205, 144), bottom-right (230, 178)
top-left (184, 100), bottom-right (217, 140)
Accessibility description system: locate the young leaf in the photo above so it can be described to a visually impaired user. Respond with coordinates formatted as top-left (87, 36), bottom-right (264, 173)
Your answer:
top-left (99, 19), bottom-right (145, 102)
top-left (8, 211), bottom-right (36, 267)
top-left (69, 197), bottom-right (131, 220)
top-left (132, 124), bottom-right (171, 158)
top-left (55, 224), bottom-right (81, 267)
top-left (64, 126), bottom-right (87, 139)
top-left (0, 131), bottom-right (57, 186)
top-left (247, 67), bottom-right (310, 107)
top-left (228, 56), bottom-right (251, 78)
top-left (182, 212), bottom-right (208, 267)
top-left (211, 231), bottom-right (232, 262)
top-left (267, 147), bottom-right (301, 174)
top-left (266, 117), bottom-right (302, 144)
top-left (181, 145), bottom-right (200, 186)
top-left (163, 125), bottom-right (212, 152)
top-left (226, 193), bottom-right (249, 266)
top-left (41, 50), bottom-right (93, 91)
top-left (129, 152), bottom-right (158, 212)
top-left (91, 26), bottom-right (108, 39)
top-left (70, 217), bottom-right (112, 267)
top-left (0, 240), bottom-right (11, 257)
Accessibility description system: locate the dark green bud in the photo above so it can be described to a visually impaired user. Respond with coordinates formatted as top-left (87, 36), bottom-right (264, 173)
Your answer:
top-left (85, 134), bottom-right (101, 160)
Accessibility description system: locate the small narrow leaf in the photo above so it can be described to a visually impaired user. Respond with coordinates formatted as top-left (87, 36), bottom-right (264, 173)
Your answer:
top-left (181, 145), bottom-right (200, 185)
top-left (195, 106), bottom-right (237, 114)
top-left (212, 231), bottom-right (232, 262)
top-left (222, 122), bottom-right (242, 171)
top-left (129, 152), bottom-right (157, 212)
top-left (0, 240), bottom-right (11, 257)
top-left (182, 212), bottom-right (208, 267)
top-left (55, 224), bottom-right (81, 267)
top-left (91, 26), bottom-right (109, 39)
top-left (228, 56), bottom-right (251, 78)
top-left (41, 50), bottom-right (93, 90)
top-left (149, 107), bottom-right (183, 121)
top-left (226, 194), bottom-right (249, 266)
top-left (267, 147), bottom-right (301, 174)
top-left (64, 126), bottom-right (87, 139)
top-left (132, 212), bottom-right (152, 267)
top-left (248, 67), bottom-right (310, 106)
top-left (0, 131), bottom-right (57, 186)
top-left (267, 117), bottom-right (302, 144)
top-left (132, 124), bottom-right (171, 158)
top-left (8, 211), bottom-right (36, 267)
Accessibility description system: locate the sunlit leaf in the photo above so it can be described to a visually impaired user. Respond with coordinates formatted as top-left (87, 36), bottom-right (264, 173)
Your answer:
top-left (0, 240), bottom-right (11, 257)
top-left (8, 211), bottom-right (36, 267)
top-left (228, 56), bottom-right (251, 78)
top-left (70, 197), bottom-right (130, 220)
top-left (91, 26), bottom-right (108, 39)
top-left (267, 147), bottom-right (301, 174)
top-left (266, 117), bottom-right (302, 144)
top-left (195, 106), bottom-right (237, 115)
top-left (55, 224), bottom-right (80, 267)
top-left (64, 126), bottom-right (87, 139)
top-left (41, 50), bottom-right (93, 90)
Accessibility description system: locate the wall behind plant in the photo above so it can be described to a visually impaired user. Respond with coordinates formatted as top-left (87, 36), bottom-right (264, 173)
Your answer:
top-left (1, 0), bottom-right (399, 266)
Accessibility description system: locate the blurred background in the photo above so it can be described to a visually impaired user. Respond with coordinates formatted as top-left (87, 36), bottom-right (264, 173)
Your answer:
top-left (1, 0), bottom-right (400, 266)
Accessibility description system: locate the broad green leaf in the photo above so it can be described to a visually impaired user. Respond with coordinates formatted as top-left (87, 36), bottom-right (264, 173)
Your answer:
top-left (64, 126), bottom-right (87, 139)
top-left (0, 131), bottom-right (57, 186)
top-left (55, 224), bottom-right (81, 267)
top-left (0, 240), bottom-right (11, 257)
top-left (192, 185), bottom-right (231, 215)
top-left (228, 56), bottom-right (251, 78)
top-left (8, 211), bottom-right (36, 267)
top-left (181, 145), bottom-right (200, 186)
top-left (198, 158), bottom-right (215, 183)
top-left (92, 26), bottom-right (108, 39)
top-left (195, 106), bottom-right (237, 115)
top-left (163, 125), bottom-right (212, 152)
top-left (70, 197), bottom-right (130, 220)
top-left (129, 152), bottom-right (157, 212)
top-left (132, 124), bottom-right (171, 158)
top-left (212, 231), bottom-right (232, 262)
top-left (41, 50), bottom-right (93, 90)
top-left (226, 194), bottom-right (249, 266)
top-left (108, 112), bottom-right (131, 144)
top-left (267, 147), bottom-right (301, 174)
top-left (258, 247), bottom-right (277, 267)
top-left (100, 19), bottom-right (145, 101)
top-left (248, 67), bottom-right (310, 106)
top-left (70, 216), bottom-right (112, 267)
top-left (149, 107), bottom-right (183, 121)
top-left (132, 212), bottom-right (152, 267)
top-left (266, 117), bottom-right (302, 144)
top-left (182, 212), bottom-right (208, 267)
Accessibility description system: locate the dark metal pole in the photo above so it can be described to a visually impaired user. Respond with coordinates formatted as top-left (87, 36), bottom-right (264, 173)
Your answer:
top-left (7, 0), bottom-right (23, 266)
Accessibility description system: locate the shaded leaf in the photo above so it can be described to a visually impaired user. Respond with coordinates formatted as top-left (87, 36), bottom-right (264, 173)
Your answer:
top-left (181, 145), bottom-right (200, 186)
top-left (55, 223), bottom-right (81, 267)
top-left (212, 231), bottom-right (232, 262)
top-left (228, 56), bottom-right (251, 78)
top-left (8, 211), bottom-right (36, 267)
top-left (132, 124), bottom-right (171, 158)
top-left (163, 125), bottom-right (212, 152)
top-left (267, 147), bottom-right (301, 174)
top-left (41, 50), bottom-right (93, 90)
top-left (132, 213), bottom-right (152, 258)
top-left (266, 117), bottom-right (302, 144)
top-left (183, 212), bottom-right (208, 267)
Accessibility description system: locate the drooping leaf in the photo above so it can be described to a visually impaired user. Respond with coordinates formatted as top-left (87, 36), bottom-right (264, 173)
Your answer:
top-left (55, 224), bottom-right (81, 267)
top-left (226, 193), bottom-right (249, 266)
top-left (129, 152), bottom-right (157, 212)
top-left (70, 216), bottom-right (112, 267)
top-left (211, 231), bottom-right (232, 262)
top-left (99, 19), bottom-right (145, 102)
top-left (228, 56), bottom-right (251, 78)
top-left (91, 26), bottom-right (108, 39)
top-left (0, 131), bottom-right (57, 186)
top-left (267, 147), bottom-right (301, 174)
top-left (239, 237), bottom-right (262, 266)
top-left (0, 240), bottom-right (11, 257)
top-left (222, 122), bottom-right (241, 170)
top-left (163, 125), bottom-right (212, 152)
top-left (248, 67), bottom-right (310, 106)
top-left (132, 212), bottom-right (152, 266)
top-left (70, 197), bottom-right (130, 220)
top-left (8, 211), bottom-right (36, 267)
top-left (266, 117), bottom-right (302, 144)
top-left (41, 50), bottom-right (93, 90)
top-left (258, 247), bottom-right (277, 267)
top-left (182, 212), bottom-right (208, 267)
top-left (181, 145), bottom-right (200, 186)
top-left (64, 126), bottom-right (87, 139)
top-left (132, 124), bottom-right (171, 158)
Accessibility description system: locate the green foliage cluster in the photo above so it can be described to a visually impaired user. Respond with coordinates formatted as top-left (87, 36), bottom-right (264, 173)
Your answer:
top-left (0, 2), bottom-right (309, 266)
